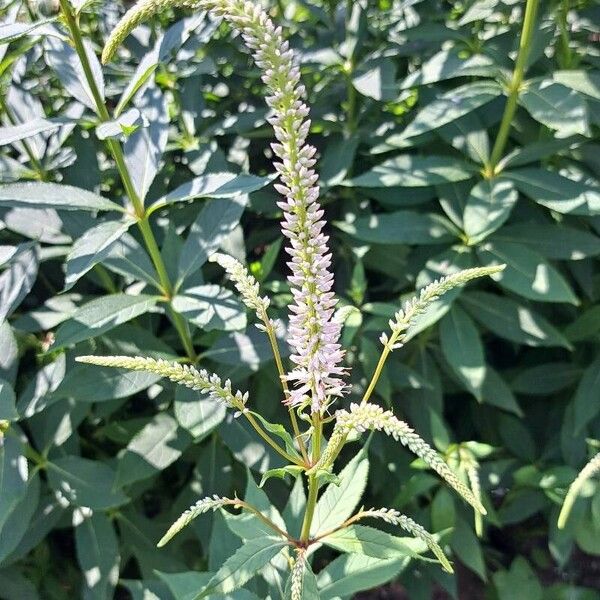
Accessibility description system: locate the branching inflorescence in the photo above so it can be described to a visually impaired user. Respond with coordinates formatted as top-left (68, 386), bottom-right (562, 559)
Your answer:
top-left (91, 0), bottom-right (506, 589)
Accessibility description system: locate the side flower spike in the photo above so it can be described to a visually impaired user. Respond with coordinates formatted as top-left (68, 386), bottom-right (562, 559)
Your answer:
top-left (314, 402), bottom-right (486, 515)
top-left (76, 356), bottom-right (248, 411)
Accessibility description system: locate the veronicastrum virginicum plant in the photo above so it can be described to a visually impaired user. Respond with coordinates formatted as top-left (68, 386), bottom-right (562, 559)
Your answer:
top-left (75, 0), bottom-right (505, 596)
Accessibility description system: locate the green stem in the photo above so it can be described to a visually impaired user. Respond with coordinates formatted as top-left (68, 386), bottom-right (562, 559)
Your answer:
top-left (486, 0), bottom-right (540, 174)
top-left (58, 0), bottom-right (196, 361)
top-left (300, 415), bottom-right (322, 541)
top-left (238, 500), bottom-right (294, 542)
top-left (244, 412), bottom-right (304, 466)
top-left (557, 0), bottom-right (572, 69)
top-left (261, 309), bottom-right (309, 464)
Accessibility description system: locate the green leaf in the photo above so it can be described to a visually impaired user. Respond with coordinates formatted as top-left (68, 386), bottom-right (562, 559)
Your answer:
top-left (323, 524), bottom-right (430, 562)
top-left (225, 469), bottom-right (287, 540)
top-left (347, 155), bottom-right (477, 187)
top-left (178, 197), bottom-right (246, 284)
top-left (553, 70), bottom-right (600, 101)
top-left (319, 134), bottom-right (359, 188)
top-left (74, 511), bottom-right (120, 600)
top-left (564, 305), bottom-right (600, 341)
top-left (311, 447), bottom-right (369, 536)
top-left (519, 79), bottom-right (590, 137)
top-left (0, 17), bottom-right (59, 44)
top-left (352, 57), bottom-right (397, 101)
top-left (495, 223), bottom-right (600, 260)
top-left (493, 557), bottom-right (542, 600)
top-left (64, 220), bottom-right (132, 290)
top-left (0, 182), bottom-right (123, 212)
top-left (259, 465), bottom-right (303, 488)
top-left (451, 518), bottom-right (486, 580)
top-left (0, 377), bottom-right (18, 421)
top-left (173, 285), bottom-right (247, 331)
top-left (149, 172), bottom-right (272, 214)
top-left (51, 363), bottom-right (160, 403)
top-left (481, 368), bottom-right (523, 416)
top-left (53, 294), bottom-right (160, 348)
top-left (116, 414), bottom-right (192, 486)
top-left (463, 177), bottom-right (518, 243)
top-left (477, 241), bottom-right (578, 304)
top-left (511, 362), bottom-right (581, 396)
top-left (0, 472), bottom-right (39, 563)
top-left (499, 136), bottom-right (584, 169)
top-left (461, 291), bottom-right (571, 348)
top-left (46, 456), bottom-right (129, 509)
top-left (174, 386), bottom-right (227, 440)
top-left (0, 243), bottom-right (39, 324)
top-left (0, 435), bottom-right (28, 531)
top-left (400, 81), bottom-right (503, 139)
top-left (0, 117), bottom-right (72, 146)
top-left (317, 554), bottom-right (407, 599)
top-left (440, 305), bottom-right (486, 400)
top-left (572, 355), bottom-right (600, 434)
top-left (158, 571), bottom-right (260, 600)
top-left (336, 211), bottom-right (454, 245)
top-left (505, 168), bottom-right (600, 216)
top-left (197, 536), bottom-right (286, 598)
top-left (249, 412), bottom-right (302, 460)
top-left (400, 50), bottom-right (498, 88)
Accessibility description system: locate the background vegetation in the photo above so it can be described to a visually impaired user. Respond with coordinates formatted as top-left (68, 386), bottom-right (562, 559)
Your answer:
top-left (1, 0), bottom-right (600, 597)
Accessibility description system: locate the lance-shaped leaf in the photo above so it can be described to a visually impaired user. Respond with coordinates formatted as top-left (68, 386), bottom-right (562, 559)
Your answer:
top-left (197, 536), bottom-right (287, 598)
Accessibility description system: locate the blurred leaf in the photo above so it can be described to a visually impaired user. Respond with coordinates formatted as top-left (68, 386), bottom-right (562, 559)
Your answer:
top-left (477, 241), bottom-right (578, 304)
top-left (572, 355), bottom-right (600, 435)
top-left (461, 291), bottom-right (571, 347)
top-left (0, 243), bottom-right (38, 324)
top-left (493, 224), bottom-right (600, 260)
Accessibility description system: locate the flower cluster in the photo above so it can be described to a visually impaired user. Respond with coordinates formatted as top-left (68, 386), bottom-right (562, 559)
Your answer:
top-left (316, 402), bottom-right (486, 515)
top-left (210, 252), bottom-right (270, 317)
top-left (157, 495), bottom-right (236, 547)
top-left (76, 356), bottom-right (248, 410)
top-left (359, 508), bottom-right (453, 573)
top-left (380, 265), bottom-right (504, 351)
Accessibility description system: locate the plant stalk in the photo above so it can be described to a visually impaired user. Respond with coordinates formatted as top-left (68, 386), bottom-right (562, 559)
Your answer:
top-left (486, 0), bottom-right (540, 174)
top-left (244, 412), bottom-right (304, 466)
top-left (300, 415), bottom-right (322, 540)
top-left (58, 0), bottom-right (196, 361)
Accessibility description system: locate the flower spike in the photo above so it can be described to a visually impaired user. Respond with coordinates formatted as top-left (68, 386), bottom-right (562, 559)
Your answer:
top-left (76, 355), bottom-right (248, 410)
top-left (558, 452), bottom-right (600, 529)
top-left (315, 402), bottom-right (486, 515)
